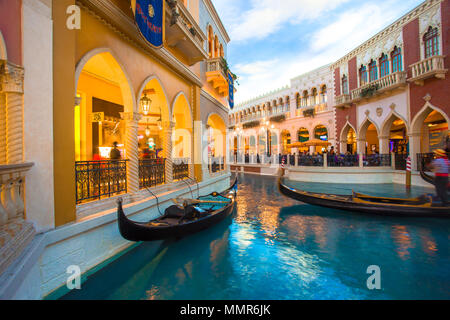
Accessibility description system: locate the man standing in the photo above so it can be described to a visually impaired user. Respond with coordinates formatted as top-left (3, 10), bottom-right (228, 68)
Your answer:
top-left (430, 149), bottom-right (449, 206)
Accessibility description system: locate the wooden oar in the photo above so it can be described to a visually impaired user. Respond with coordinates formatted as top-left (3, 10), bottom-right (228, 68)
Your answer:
top-left (173, 197), bottom-right (229, 207)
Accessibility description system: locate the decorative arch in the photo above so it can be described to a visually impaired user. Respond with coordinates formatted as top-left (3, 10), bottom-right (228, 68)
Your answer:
top-left (380, 109), bottom-right (409, 138)
top-left (172, 92), bottom-right (192, 124)
top-left (0, 31), bottom-right (7, 60)
top-left (411, 102), bottom-right (450, 134)
top-left (340, 121), bottom-right (357, 142)
top-left (137, 75), bottom-right (171, 120)
top-left (75, 48), bottom-right (137, 113)
top-left (358, 117), bottom-right (380, 140)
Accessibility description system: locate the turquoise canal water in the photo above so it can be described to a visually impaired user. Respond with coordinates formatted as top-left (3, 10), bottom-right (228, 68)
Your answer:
top-left (61, 173), bottom-right (450, 300)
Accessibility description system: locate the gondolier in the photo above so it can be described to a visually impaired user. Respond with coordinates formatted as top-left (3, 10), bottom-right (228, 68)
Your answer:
top-left (430, 149), bottom-right (449, 206)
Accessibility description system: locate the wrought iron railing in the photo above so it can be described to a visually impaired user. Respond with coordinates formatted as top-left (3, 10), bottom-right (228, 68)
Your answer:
top-left (298, 154), bottom-right (324, 167)
top-left (75, 160), bottom-right (128, 204)
top-left (327, 154), bottom-right (359, 167)
top-left (394, 153), bottom-right (409, 170)
top-left (139, 159), bottom-right (165, 189)
top-left (173, 159), bottom-right (189, 181)
top-left (363, 154), bottom-right (392, 167)
top-left (289, 154), bottom-right (295, 166)
top-left (245, 154), bottom-right (250, 164)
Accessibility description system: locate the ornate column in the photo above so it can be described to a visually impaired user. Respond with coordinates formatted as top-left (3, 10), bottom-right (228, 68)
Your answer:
top-left (162, 121), bottom-right (175, 184)
top-left (120, 112), bottom-right (142, 194)
top-left (0, 61), bottom-right (25, 164)
top-left (0, 93), bottom-right (6, 164)
top-left (379, 135), bottom-right (390, 154)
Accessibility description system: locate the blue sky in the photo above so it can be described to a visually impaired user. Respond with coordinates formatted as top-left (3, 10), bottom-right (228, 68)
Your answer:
top-left (212, 0), bottom-right (425, 104)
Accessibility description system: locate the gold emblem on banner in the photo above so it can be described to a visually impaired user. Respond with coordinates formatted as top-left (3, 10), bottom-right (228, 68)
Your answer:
top-left (148, 4), bottom-right (155, 17)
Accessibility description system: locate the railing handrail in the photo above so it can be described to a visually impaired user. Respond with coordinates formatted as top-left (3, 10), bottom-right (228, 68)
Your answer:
top-left (409, 55), bottom-right (446, 68)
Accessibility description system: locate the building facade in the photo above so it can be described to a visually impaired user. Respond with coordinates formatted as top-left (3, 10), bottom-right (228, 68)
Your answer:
top-left (229, 65), bottom-right (335, 163)
top-left (0, 0), bottom-right (233, 299)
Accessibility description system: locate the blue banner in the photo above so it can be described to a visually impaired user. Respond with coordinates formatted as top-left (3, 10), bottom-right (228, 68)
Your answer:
top-left (228, 71), bottom-right (234, 109)
top-left (133, 0), bottom-right (164, 48)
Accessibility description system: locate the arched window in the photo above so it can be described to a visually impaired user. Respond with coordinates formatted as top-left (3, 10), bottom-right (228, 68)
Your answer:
top-left (296, 93), bottom-right (301, 109)
top-left (285, 96), bottom-right (290, 112)
top-left (379, 54), bottom-right (389, 78)
top-left (311, 88), bottom-right (318, 105)
top-left (369, 60), bottom-right (378, 82)
top-left (359, 65), bottom-right (368, 86)
top-left (302, 90), bottom-right (308, 107)
top-left (342, 75), bottom-right (349, 95)
top-left (320, 85), bottom-right (327, 103)
top-left (423, 26), bottom-right (439, 58)
top-left (214, 35), bottom-right (219, 58)
top-left (391, 47), bottom-right (402, 73)
top-left (219, 44), bottom-right (224, 58)
top-left (208, 26), bottom-right (213, 58)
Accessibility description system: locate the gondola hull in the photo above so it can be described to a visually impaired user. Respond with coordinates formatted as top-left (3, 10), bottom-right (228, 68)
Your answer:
top-left (118, 178), bottom-right (237, 242)
top-left (278, 178), bottom-right (450, 218)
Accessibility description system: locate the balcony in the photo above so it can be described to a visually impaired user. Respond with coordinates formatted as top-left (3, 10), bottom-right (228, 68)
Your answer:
top-left (165, 0), bottom-right (208, 66)
top-left (351, 71), bottom-right (407, 103)
top-left (295, 103), bottom-right (327, 117)
top-left (206, 58), bottom-right (229, 96)
top-left (334, 94), bottom-right (352, 109)
top-left (408, 55), bottom-right (447, 86)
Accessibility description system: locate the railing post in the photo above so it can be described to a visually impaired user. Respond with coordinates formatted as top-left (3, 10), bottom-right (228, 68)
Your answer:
top-left (120, 112), bottom-right (142, 194)
top-left (323, 153), bottom-right (328, 168)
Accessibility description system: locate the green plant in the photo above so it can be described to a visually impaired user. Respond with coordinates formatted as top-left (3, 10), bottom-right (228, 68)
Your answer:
top-left (360, 84), bottom-right (379, 98)
top-left (270, 114), bottom-right (286, 123)
top-left (221, 58), bottom-right (239, 86)
top-left (303, 108), bottom-right (315, 118)
top-left (243, 121), bottom-right (260, 129)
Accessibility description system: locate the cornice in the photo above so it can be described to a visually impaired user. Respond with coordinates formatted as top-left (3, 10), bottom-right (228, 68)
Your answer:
top-left (77, 0), bottom-right (203, 87)
top-left (202, 0), bottom-right (230, 43)
top-left (200, 89), bottom-right (229, 114)
top-left (331, 0), bottom-right (442, 69)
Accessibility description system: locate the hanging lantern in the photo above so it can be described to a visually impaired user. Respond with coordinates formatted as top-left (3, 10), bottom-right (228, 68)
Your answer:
top-left (145, 125), bottom-right (151, 137)
top-left (140, 93), bottom-right (152, 116)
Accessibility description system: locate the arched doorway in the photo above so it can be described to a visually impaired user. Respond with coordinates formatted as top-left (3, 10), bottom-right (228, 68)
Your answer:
top-left (74, 50), bottom-right (135, 203)
top-left (382, 115), bottom-right (408, 156)
top-left (418, 110), bottom-right (448, 153)
top-left (359, 119), bottom-right (379, 154)
top-left (281, 130), bottom-right (291, 154)
top-left (297, 127), bottom-right (309, 153)
top-left (207, 114), bottom-right (227, 173)
top-left (313, 125), bottom-right (329, 153)
top-left (172, 93), bottom-right (192, 160)
top-left (340, 123), bottom-right (357, 154)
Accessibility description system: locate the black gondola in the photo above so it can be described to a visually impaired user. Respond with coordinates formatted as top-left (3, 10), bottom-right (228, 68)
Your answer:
top-left (420, 169), bottom-right (450, 191)
top-left (118, 177), bottom-right (238, 241)
top-left (278, 177), bottom-right (450, 218)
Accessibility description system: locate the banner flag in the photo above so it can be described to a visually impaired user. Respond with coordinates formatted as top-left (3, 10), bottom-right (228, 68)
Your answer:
top-left (228, 71), bottom-right (234, 109)
top-left (132, 0), bottom-right (165, 48)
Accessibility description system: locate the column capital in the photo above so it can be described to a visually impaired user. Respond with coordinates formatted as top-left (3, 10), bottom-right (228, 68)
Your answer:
top-left (120, 112), bottom-right (142, 123)
top-left (0, 61), bottom-right (24, 94)
top-left (378, 135), bottom-right (390, 140)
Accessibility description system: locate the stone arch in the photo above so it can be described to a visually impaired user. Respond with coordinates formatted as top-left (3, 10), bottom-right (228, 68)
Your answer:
top-left (172, 91), bottom-right (193, 160)
top-left (171, 91), bottom-right (193, 127)
top-left (75, 48), bottom-right (136, 113)
top-left (380, 109), bottom-right (409, 138)
top-left (358, 117), bottom-right (380, 140)
top-left (0, 31), bottom-right (7, 60)
top-left (340, 121), bottom-right (357, 154)
top-left (411, 102), bottom-right (450, 135)
top-left (137, 75), bottom-right (171, 120)
top-left (206, 112), bottom-right (227, 161)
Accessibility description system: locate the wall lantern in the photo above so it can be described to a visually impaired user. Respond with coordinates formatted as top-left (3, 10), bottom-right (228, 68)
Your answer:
top-left (140, 92), bottom-right (152, 116)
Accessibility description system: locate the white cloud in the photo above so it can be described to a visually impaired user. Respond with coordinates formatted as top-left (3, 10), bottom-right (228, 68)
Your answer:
top-left (223, 0), bottom-right (424, 103)
top-left (213, 0), bottom-right (351, 42)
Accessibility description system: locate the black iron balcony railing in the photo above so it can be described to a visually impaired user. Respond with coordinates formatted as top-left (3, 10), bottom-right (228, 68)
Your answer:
top-left (139, 159), bottom-right (165, 189)
top-left (327, 154), bottom-right (359, 167)
top-left (394, 153), bottom-right (409, 170)
top-left (173, 161), bottom-right (189, 181)
top-left (298, 154), bottom-right (324, 167)
top-left (363, 154), bottom-right (392, 167)
top-left (75, 160), bottom-right (128, 204)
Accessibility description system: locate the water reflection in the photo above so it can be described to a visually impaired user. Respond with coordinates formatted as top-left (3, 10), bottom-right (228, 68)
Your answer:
top-left (61, 173), bottom-right (450, 300)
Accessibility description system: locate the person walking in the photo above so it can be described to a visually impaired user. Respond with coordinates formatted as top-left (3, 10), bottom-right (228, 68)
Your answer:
top-left (109, 141), bottom-right (122, 160)
top-left (430, 149), bottom-right (449, 206)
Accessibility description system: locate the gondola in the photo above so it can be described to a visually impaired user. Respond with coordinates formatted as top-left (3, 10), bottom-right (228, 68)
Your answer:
top-left (118, 177), bottom-right (238, 241)
top-left (419, 169), bottom-right (450, 191)
top-left (278, 177), bottom-right (450, 218)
